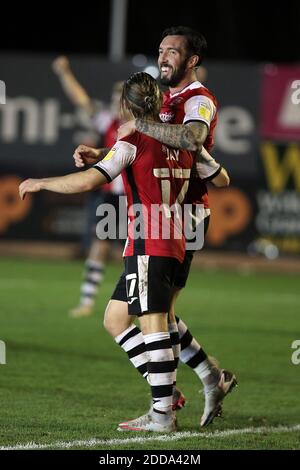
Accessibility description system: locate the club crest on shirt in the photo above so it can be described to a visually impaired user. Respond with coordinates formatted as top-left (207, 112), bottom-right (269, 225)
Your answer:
top-left (159, 111), bottom-right (174, 122)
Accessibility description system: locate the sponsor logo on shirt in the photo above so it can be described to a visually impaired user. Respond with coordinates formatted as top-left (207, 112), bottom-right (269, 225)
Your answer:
top-left (198, 103), bottom-right (211, 121)
top-left (103, 148), bottom-right (116, 161)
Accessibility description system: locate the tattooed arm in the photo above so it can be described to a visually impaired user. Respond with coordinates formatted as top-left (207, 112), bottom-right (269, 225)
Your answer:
top-left (135, 119), bottom-right (208, 152)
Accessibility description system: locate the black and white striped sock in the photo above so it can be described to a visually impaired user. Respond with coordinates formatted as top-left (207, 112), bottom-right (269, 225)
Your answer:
top-left (176, 315), bottom-right (208, 367)
top-left (176, 316), bottom-right (219, 389)
top-left (115, 317), bottom-right (216, 391)
top-left (144, 332), bottom-right (175, 416)
top-left (80, 259), bottom-right (104, 307)
top-left (115, 325), bottom-right (149, 378)
top-left (168, 322), bottom-right (180, 390)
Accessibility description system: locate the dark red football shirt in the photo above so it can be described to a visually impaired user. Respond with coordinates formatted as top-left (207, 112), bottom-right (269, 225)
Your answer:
top-left (95, 131), bottom-right (194, 263)
top-left (160, 81), bottom-right (218, 208)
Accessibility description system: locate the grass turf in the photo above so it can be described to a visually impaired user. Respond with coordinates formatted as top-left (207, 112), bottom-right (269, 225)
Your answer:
top-left (0, 257), bottom-right (299, 450)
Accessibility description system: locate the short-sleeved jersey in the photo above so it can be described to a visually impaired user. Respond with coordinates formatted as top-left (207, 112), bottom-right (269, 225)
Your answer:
top-left (94, 132), bottom-right (194, 263)
top-left (160, 81), bottom-right (218, 208)
top-left (100, 118), bottom-right (124, 195)
top-left (91, 110), bottom-right (124, 195)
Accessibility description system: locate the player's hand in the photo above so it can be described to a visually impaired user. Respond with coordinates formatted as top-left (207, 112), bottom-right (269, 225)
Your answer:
top-left (19, 179), bottom-right (42, 200)
top-left (52, 56), bottom-right (70, 75)
top-left (199, 146), bottom-right (214, 163)
top-left (117, 120), bottom-right (136, 140)
top-left (73, 145), bottom-right (101, 168)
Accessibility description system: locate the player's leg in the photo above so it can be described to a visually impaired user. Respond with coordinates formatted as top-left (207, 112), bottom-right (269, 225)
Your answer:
top-left (118, 256), bottom-right (178, 432)
top-left (104, 271), bottom-right (149, 378)
top-left (168, 198), bottom-right (211, 382)
top-left (103, 299), bottom-right (134, 337)
top-left (170, 281), bottom-right (220, 391)
top-left (170, 250), bottom-right (217, 382)
top-left (172, 245), bottom-right (237, 426)
top-left (118, 313), bottom-right (176, 433)
top-left (105, 270), bottom-right (185, 410)
top-left (140, 312), bottom-right (175, 426)
top-left (167, 288), bottom-right (184, 409)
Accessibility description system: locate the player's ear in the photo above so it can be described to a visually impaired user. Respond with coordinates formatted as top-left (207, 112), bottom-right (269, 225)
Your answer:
top-left (188, 55), bottom-right (199, 69)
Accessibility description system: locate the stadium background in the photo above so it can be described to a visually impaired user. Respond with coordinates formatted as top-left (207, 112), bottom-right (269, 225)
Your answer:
top-left (0, 0), bottom-right (300, 451)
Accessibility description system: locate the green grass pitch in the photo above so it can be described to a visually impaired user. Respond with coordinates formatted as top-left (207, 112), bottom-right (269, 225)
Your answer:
top-left (0, 257), bottom-right (299, 450)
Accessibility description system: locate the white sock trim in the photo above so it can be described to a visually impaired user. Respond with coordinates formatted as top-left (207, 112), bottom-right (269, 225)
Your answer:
top-left (143, 332), bottom-right (170, 345)
top-left (114, 324), bottom-right (136, 344)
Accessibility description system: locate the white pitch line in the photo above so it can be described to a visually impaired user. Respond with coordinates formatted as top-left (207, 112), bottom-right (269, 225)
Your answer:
top-left (1, 424), bottom-right (300, 450)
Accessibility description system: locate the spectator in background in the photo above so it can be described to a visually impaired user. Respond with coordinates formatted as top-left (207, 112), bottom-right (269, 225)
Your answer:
top-left (52, 57), bottom-right (125, 318)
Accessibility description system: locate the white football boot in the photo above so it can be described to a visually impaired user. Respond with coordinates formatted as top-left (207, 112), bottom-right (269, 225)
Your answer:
top-left (118, 410), bottom-right (176, 433)
top-left (200, 369), bottom-right (237, 427)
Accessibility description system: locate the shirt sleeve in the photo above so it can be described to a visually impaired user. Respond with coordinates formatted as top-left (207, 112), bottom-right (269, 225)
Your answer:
top-left (195, 152), bottom-right (221, 182)
top-left (93, 140), bottom-right (137, 182)
top-left (183, 95), bottom-right (216, 128)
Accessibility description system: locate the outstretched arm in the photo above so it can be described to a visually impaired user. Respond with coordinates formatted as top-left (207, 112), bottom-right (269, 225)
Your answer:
top-left (20, 140), bottom-right (137, 199)
top-left (52, 56), bottom-right (95, 115)
top-left (19, 168), bottom-right (107, 200)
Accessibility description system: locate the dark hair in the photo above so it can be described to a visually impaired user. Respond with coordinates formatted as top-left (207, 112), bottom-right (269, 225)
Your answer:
top-left (161, 26), bottom-right (207, 65)
top-left (121, 72), bottom-right (162, 119)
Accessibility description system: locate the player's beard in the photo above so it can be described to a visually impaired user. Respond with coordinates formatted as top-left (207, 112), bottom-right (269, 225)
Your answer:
top-left (159, 57), bottom-right (189, 87)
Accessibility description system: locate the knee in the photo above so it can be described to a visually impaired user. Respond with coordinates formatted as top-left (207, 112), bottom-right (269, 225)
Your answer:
top-left (103, 313), bottom-right (115, 337)
top-left (103, 303), bottom-right (133, 338)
